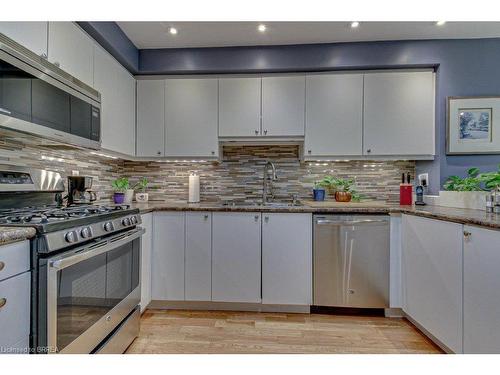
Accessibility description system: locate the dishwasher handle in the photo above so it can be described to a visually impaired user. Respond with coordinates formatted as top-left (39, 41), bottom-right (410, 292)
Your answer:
top-left (315, 218), bottom-right (389, 226)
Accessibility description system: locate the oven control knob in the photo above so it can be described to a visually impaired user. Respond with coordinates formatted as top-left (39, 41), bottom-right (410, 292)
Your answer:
top-left (130, 216), bottom-right (137, 225)
top-left (122, 217), bottom-right (131, 226)
top-left (80, 227), bottom-right (92, 239)
top-left (64, 231), bottom-right (78, 243)
top-left (103, 222), bottom-right (114, 232)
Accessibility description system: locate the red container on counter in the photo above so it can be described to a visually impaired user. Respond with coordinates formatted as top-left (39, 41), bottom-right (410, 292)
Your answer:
top-left (400, 184), bottom-right (413, 205)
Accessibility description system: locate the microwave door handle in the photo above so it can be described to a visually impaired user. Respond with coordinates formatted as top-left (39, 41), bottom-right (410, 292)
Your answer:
top-left (49, 227), bottom-right (145, 270)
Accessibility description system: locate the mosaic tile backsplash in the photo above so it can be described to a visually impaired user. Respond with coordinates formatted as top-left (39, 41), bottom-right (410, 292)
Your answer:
top-left (0, 134), bottom-right (414, 204)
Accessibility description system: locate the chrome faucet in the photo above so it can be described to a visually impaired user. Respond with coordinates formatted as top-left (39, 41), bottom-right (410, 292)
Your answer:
top-left (263, 161), bottom-right (278, 204)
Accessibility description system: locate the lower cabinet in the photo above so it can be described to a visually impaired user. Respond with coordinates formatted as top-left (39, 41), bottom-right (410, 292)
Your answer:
top-left (463, 225), bottom-right (500, 353)
top-left (152, 212), bottom-right (185, 300)
top-left (140, 213), bottom-right (152, 312)
top-left (185, 212), bottom-right (212, 301)
top-left (262, 213), bottom-right (312, 305)
top-left (401, 214), bottom-right (463, 353)
top-left (212, 212), bottom-right (262, 303)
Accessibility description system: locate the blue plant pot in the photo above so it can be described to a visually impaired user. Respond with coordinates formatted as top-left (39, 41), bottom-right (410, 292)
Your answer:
top-left (313, 188), bottom-right (326, 201)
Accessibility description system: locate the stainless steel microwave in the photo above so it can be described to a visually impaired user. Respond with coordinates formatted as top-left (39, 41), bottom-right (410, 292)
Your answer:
top-left (0, 33), bottom-right (101, 149)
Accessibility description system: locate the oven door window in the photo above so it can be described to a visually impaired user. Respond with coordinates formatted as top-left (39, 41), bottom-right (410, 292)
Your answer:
top-left (55, 239), bottom-right (140, 352)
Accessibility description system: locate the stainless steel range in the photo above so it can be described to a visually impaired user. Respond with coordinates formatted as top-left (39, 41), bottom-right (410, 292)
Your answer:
top-left (0, 165), bottom-right (144, 354)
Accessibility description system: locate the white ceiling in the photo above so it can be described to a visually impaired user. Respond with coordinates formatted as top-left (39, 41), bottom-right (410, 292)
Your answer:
top-left (117, 21), bottom-right (500, 49)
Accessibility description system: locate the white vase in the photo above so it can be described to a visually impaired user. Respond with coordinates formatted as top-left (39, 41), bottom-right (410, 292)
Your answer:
top-left (135, 192), bottom-right (149, 202)
top-left (124, 189), bottom-right (134, 204)
top-left (437, 191), bottom-right (488, 210)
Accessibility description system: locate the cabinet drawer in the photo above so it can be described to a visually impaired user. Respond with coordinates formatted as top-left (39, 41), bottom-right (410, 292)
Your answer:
top-left (0, 271), bottom-right (30, 348)
top-left (0, 240), bottom-right (30, 282)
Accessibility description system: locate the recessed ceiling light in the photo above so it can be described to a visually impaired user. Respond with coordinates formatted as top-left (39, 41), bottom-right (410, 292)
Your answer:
top-left (351, 21), bottom-right (360, 28)
top-left (169, 27), bottom-right (178, 35)
top-left (258, 24), bottom-right (267, 33)
top-left (436, 21), bottom-right (446, 26)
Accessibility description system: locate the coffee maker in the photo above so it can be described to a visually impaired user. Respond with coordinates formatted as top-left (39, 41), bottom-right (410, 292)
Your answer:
top-left (67, 176), bottom-right (97, 205)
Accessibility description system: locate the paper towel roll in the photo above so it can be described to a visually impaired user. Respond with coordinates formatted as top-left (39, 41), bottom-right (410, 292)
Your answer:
top-left (188, 174), bottom-right (200, 203)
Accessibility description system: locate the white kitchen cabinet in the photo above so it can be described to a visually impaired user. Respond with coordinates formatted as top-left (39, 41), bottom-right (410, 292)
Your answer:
top-left (0, 22), bottom-right (48, 57)
top-left (140, 213), bottom-right (153, 312)
top-left (48, 22), bottom-right (94, 86)
top-left (305, 73), bottom-right (364, 157)
top-left (212, 212), bottom-right (261, 303)
top-left (0, 271), bottom-right (30, 352)
top-left (136, 80), bottom-right (165, 157)
top-left (152, 212), bottom-right (185, 301)
top-left (463, 225), bottom-right (500, 353)
top-left (262, 213), bottom-right (312, 305)
top-left (262, 76), bottom-right (305, 137)
top-left (164, 78), bottom-right (218, 158)
top-left (185, 212), bottom-right (212, 301)
top-left (94, 44), bottom-right (136, 156)
top-left (218, 77), bottom-right (261, 137)
top-left (363, 71), bottom-right (435, 157)
top-left (401, 214), bottom-right (463, 353)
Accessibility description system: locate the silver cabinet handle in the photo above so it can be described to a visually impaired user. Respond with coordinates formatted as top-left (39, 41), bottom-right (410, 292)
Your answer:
top-left (0, 261), bottom-right (4, 271)
top-left (254, 215), bottom-right (259, 222)
top-left (211, 151), bottom-right (215, 155)
top-left (0, 107), bottom-right (12, 115)
top-left (157, 151), bottom-right (161, 155)
top-left (307, 150), bottom-right (312, 154)
top-left (366, 149), bottom-right (372, 153)
top-left (204, 214), bottom-right (209, 220)
top-left (0, 298), bottom-right (6, 309)
top-left (40, 52), bottom-right (48, 59)
top-left (464, 231), bottom-right (472, 240)
top-left (254, 130), bottom-right (259, 135)
top-left (264, 216), bottom-right (269, 223)
top-left (264, 130), bottom-right (268, 135)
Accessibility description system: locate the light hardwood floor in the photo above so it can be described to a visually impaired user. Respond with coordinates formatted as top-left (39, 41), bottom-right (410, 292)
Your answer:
top-left (126, 309), bottom-right (443, 354)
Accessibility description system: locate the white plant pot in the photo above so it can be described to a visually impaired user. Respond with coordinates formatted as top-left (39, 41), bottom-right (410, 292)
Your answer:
top-left (135, 192), bottom-right (149, 202)
top-left (437, 191), bottom-right (488, 210)
top-left (124, 189), bottom-right (134, 204)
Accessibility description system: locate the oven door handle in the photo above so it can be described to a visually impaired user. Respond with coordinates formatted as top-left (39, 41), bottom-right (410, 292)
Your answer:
top-left (49, 227), bottom-right (145, 270)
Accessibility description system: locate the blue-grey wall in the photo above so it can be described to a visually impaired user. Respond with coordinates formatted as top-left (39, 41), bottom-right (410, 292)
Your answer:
top-left (80, 22), bottom-right (500, 193)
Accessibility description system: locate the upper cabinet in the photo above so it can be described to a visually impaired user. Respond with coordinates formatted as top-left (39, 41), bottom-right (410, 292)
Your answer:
top-left (305, 73), bottom-right (363, 157)
top-left (363, 71), bottom-right (435, 157)
top-left (164, 78), bottom-right (218, 158)
top-left (136, 80), bottom-right (165, 157)
top-left (262, 76), bottom-right (305, 136)
top-left (47, 22), bottom-right (94, 87)
top-left (218, 77), bottom-right (261, 137)
top-left (94, 44), bottom-right (136, 156)
top-left (0, 22), bottom-right (48, 57)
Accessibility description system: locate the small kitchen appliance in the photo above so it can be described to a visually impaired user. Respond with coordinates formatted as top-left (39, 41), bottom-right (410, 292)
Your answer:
top-left (0, 164), bottom-right (143, 354)
top-left (67, 176), bottom-right (97, 205)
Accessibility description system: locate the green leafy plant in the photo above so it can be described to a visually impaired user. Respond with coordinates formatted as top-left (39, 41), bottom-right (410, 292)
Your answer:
top-left (111, 177), bottom-right (130, 193)
top-left (443, 168), bottom-right (483, 191)
top-left (479, 164), bottom-right (500, 191)
top-left (133, 177), bottom-right (149, 192)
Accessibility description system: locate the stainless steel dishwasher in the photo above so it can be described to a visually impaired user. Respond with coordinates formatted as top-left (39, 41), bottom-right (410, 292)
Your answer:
top-left (313, 214), bottom-right (390, 308)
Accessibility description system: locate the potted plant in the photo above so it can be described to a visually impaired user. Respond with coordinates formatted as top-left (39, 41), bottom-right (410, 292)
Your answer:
top-left (331, 177), bottom-right (356, 202)
top-left (312, 181), bottom-right (327, 201)
top-left (134, 177), bottom-right (149, 202)
top-left (111, 177), bottom-right (129, 204)
top-left (441, 167), bottom-right (488, 210)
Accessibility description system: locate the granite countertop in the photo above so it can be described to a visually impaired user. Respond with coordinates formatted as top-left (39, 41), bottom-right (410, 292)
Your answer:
top-left (131, 200), bottom-right (500, 230)
top-left (0, 226), bottom-right (36, 246)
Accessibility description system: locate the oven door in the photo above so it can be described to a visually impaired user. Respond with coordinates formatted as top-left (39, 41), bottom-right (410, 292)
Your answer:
top-left (45, 227), bottom-right (144, 354)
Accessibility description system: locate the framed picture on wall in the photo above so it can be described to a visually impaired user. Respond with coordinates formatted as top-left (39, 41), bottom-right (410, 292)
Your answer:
top-left (447, 96), bottom-right (500, 154)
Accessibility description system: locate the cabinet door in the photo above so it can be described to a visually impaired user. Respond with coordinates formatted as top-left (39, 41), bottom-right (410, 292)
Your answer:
top-left (401, 214), bottom-right (463, 353)
top-left (48, 22), bottom-right (94, 86)
top-left (262, 213), bottom-right (312, 305)
top-left (140, 213), bottom-right (153, 312)
top-left (212, 212), bottom-right (261, 303)
top-left (0, 271), bottom-right (30, 349)
top-left (363, 71), bottom-right (435, 156)
top-left (218, 77), bottom-right (261, 137)
top-left (464, 225), bottom-right (500, 353)
top-left (305, 74), bottom-right (363, 157)
top-left (165, 78), bottom-right (218, 157)
top-left (185, 212), bottom-right (212, 301)
top-left (136, 80), bottom-right (165, 157)
top-left (262, 76), bottom-right (305, 136)
top-left (94, 44), bottom-right (136, 155)
top-left (0, 22), bottom-right (48, 57)
top-left (152, 212), bottom-right (185, 301)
